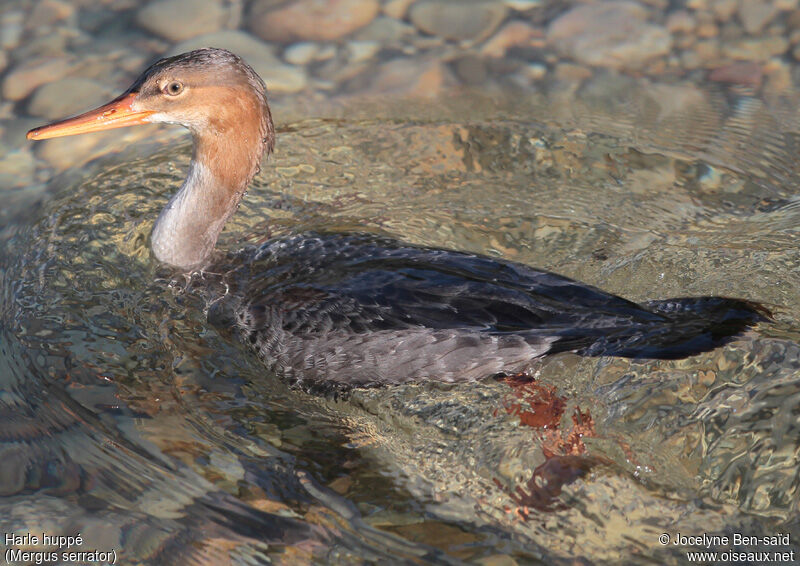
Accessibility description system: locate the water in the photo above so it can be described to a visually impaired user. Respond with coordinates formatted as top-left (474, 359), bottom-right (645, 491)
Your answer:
top-left (3, 1), bottom-right (800, 564)
top-left (4, 105), bottom-right (799, 563)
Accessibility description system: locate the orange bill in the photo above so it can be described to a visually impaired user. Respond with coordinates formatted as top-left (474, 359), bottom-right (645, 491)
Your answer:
top-left (27, 92), bottom-right (154, 140)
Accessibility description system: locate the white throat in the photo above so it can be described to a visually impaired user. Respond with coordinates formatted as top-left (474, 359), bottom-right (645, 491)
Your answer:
top-left (150, 160), bottom-right (239, 270)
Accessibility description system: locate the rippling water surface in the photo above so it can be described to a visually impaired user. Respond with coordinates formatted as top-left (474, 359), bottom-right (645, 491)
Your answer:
top-left (3, 92), bottom-right (800, 563)
top-left (3, 2), bottom-right (800, 563)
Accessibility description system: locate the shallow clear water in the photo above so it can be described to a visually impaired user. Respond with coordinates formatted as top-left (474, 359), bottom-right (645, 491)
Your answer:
top-left (2, 89), bottom-right (800, 563)
top-left (3, 0), bottom-right (800, 563)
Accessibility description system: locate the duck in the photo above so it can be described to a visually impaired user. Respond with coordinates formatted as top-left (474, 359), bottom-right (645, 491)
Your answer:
top-left (27, 48), bottom-right (768, 389)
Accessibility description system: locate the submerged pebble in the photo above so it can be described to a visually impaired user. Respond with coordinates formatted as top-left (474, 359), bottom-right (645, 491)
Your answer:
top-left (409, 0), bottom-right (508, 42)
top-left (283, 42), bottom-right (320, 66)
top-left (26, 0), bottom-right (76, 29)
top-left (352, 15), bottom-right (416, 43)
top-left (2, 56), bottom-right (75, 101)
top-left (504, 0), bottom-right (539, 9)
top-left (709, 0), bottom-right (739, 20)
top-left (136, 0), bottom-right (227, 42)
top-left (480, 21), bottom-right (541, 58)
top-left (721, 36), bottom-right (788, 61)
top-left (666, 10), bottom-right (695, 34)
top-left (249, 0), bottom-right (380, 43)
top-left (738, 1), bottom-right (781, 35)
top-left (547, 1), bottom-right (671, 70)
top-left (708, 61), bottom-right (764, 87)
top-left (369, 57), bottom-right (452, 97)
top-left (5, 0), bottom-right (800, 192)
top-left (383, 0), bottom-right (415, 19)
top-left (28, 77), bottom-right (112, 120)
top-left (346, 40), bottom-right (381, 63)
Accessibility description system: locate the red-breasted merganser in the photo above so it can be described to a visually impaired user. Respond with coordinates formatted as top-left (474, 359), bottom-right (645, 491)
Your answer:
top-left (27, 49), bottom-right (768, 389)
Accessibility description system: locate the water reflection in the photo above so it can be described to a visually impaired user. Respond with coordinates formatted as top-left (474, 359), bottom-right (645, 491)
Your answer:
top-left (2, 105), bottom-right (798, 562)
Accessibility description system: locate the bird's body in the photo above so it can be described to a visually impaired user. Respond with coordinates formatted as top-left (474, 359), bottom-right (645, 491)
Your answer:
top-left (209, 231), bottom-right (764, 389)
top-left (28, 48), bottom-right (767, 389)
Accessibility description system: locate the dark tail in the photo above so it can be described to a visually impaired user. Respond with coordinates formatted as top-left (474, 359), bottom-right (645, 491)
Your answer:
top-left (555, 297), bottom-right (770, 360)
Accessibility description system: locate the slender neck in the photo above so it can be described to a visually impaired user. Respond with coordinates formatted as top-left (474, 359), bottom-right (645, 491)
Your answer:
top-left (150, 127), bottom-right (264, 270)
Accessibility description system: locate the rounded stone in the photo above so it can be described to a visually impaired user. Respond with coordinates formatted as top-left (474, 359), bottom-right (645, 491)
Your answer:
top-left (383, 0), bottom-right (415, 19)
top-left (347, 40), bottom-right (381, 63)
top-left (666, 10), bottom-right (695, 34)
top-left (171, 31), bottom-right (308, 93)
top-left (283, 42), bottom-right (320, 66)
top-left (368, 58), bottom-right (452, 97)
top-left (504, 0), bottom-right (540, 9)
top-left (547, 1), bottom-right (671, 70)
top-left (27, 0), bottom-right (75, 28)
top-left (763, 59), bottom-right (792, 94)
top-left (708, 62), bottom-right (763, 87)
top-left (710, 0), bottom-right (738, 20)
top-left (480, 21), bottom-right (540, 58)
top-left (316, 44), bottom-right (338, 61)
top-left (28, 77), bottom-right (113, 120)
top-left (409, 0), bottom-right (508, 42)
top-left (249, 0), bottom-right (380, 43)
top-left (2, 56), bottom-right (75, 101)
top-left (738, 1), bottom-right (780, 35)
top-left (554, 62), bottom-right (592, 81)
top-left (721, 36), bottom-right (788, 61)
top-left (521, 62), bottom-right (547, 81)
top-left (352, 16), bottom-right (416, 42)
top-left (137, 0), bottom-right (227, 42)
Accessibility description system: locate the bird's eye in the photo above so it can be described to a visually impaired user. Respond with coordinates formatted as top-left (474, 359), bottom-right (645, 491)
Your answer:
top-left (163, 81), bottom-right (184, 96)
